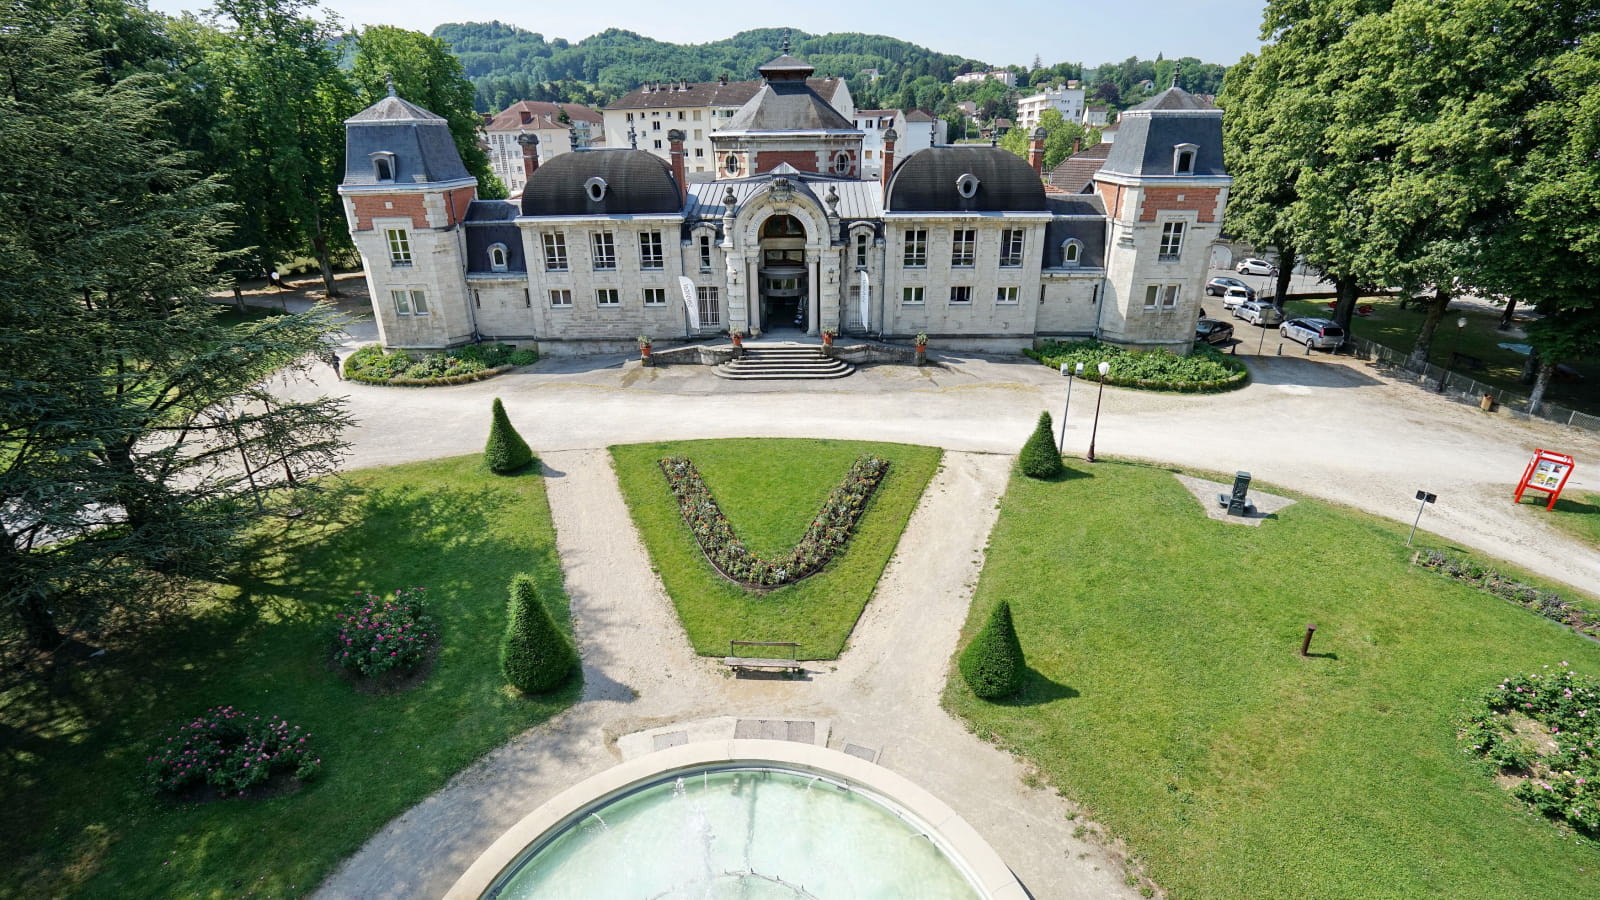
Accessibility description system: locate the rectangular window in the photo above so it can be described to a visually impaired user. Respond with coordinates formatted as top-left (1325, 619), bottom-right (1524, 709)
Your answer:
top-left (1000, 229), bottom-right (1024, 267)
top-left (542, 232), bottom-right (568, 271)
top-left (696, 286), bottom-right (721, 325)
top-left (694, 129), bottom-right (703, 140)
top-left (591, 232), bottom-right (616, 270)
top-left (695, 148), bottom-right (704, 157)
top-left (1159, 221), bottom-right (1185, 261)
top-left (996, 286), bottom-right (1020, 305)
top-left (694, 110), bottom-right (702, 121)
top-left (596, 288), bottom-right (620, 307)
top-left (652, 120), bottom-right (661, 130)
top-left (1144, 284), bottom-right (1181, 309)
top-left (549, 289), bottom-right (572, 308)
top-left (901, 287), bottom-right (924, 305)
top-left (699, 235), bottom-right (713, 270)
top-left (951, 229), bottom-right (976, 267)
top-left (391, 289), bottom-right (411, 315)
top-left (639, 231), bottom-right (664, 269)
top-left (385, 228), bottom-right (412, 266)
top-left (643, 288), bottom-right (667, 306)
top-left (903, 229), bottom-right (928, 267)
top-left (950, 286), bottom-right (973, 305)
top-left (855, 233), bottom-right (869, 268)
top-left (653, 139), bottom-right (662, 150)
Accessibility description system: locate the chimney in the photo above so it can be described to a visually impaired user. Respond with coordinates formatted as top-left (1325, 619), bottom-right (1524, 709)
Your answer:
top-left (1072, 138), bottom-right (1081, 155)
top-left (1029, 127), bottom-right (1047, 177)
top-left (517, 133), bottom-right (540, 184)
top-left (718, 73), bottom-right (728, 85)
top-left (667, 129), bottom-right (687, 205)
top-left (881, 127), bottom-right (898, 194)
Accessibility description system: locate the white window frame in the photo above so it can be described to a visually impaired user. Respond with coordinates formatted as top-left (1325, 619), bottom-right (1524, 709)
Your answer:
top-left (639, 231), bottom-right (664, 270)
top-left (542, 232), bottom-right (568, 271)
top-left (391, 289), bottom-right (427, 316)
top-left (951, 229), bottom-right (976, 267)
top-left (489, 242), bottom-right (509, 272)
top-left (549, 289), bottom-right (572, 308)
top-left (643, 288), bottom-right (667, 306)
top-left (1173, 142), bottom-right (1198, 175)
top-left (1062, 239), bottom-right (1083, 265)
top-left (1159, 221), bottom-right (1185, 262)
top-left (903, 229), bottom-right (928, 267)
top-left (996, 286), bottom-right (1020, 305)
top-left (855, 232), bottom-right (869, 269)
top-left (591, 231), bottom-right (617, 271)
top-left (949, 285), bottom-right (973, 305)
top-left (696, 286), bottom-right (721, 325)
top-left (385, 228), bottom-right (412, 266)
top-left (1143, 283), bottom-right (1181, 310)
top-left (698, 234), bottom-right (713, 271)
top-left (1000, 229), bottom-right (1024, 267)
top-left (901, 286), bottom-right (925, 305)
top-left (596, 288), bottom-right (621, 307)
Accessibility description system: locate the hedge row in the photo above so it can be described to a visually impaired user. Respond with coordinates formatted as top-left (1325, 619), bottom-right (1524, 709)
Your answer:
top-left (345, 364), bottom-right (513, 387)
top-left (343, 343), bottom-right (536, 386)
top-left (659, 454), bottom-right (889, 587)
top-left (1025, 339), bottom-right (1249, 393)
top-left (1414, 549), bottom-right (1600, 639)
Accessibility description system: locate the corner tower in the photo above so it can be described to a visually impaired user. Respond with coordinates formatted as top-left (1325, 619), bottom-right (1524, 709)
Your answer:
top-left (1090, 87), bottom-right (1230, 352)
top-left (338, 86), bottom-right (479, 349)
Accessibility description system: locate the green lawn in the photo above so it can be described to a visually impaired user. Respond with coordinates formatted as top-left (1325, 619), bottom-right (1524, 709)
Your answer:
top-left (1283, 296), bottom-right (1600, 414)
top-left (0, 455), bottom-right (576, 899)
top-left (948, 461), bottom-right (1600, 900)
top-left (1519, 490), bottom-right (1600, 549)
top-left (610, 439), bottom-right (941, 659)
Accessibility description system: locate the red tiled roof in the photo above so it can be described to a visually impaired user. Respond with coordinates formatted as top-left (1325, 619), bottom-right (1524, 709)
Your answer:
top-left (607, 77), bottom-right (845, 111)
top-left (484, 101), bottom-right (602, 132)
top-left (1046, 142), bottom-right (1113, 193)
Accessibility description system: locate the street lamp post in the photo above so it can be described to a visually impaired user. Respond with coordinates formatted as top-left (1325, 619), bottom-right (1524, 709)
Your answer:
top-left (1436, 315), bottom-right (1468, 393)
top-left (1058, 361), bottom-right (1083, 452)
top-left (1086, 361), bottom-right (1111, 462)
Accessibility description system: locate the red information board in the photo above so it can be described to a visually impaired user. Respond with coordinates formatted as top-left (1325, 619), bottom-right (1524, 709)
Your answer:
top-left (1514, 449), bottom-right (1576, 510)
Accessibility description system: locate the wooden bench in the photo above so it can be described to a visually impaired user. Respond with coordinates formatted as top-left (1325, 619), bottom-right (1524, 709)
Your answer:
top-left (722, 641), bottom-right (804, 673)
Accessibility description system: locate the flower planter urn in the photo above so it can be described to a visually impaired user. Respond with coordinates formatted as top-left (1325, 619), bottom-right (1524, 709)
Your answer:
top-left (639, 344), bottom-right (653, 367)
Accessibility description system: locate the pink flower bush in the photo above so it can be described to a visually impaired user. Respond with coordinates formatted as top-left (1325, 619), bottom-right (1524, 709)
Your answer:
top-left (331, 588), bottom-right (435, 678)
top-left (146, 706), bottom-right (320, 796)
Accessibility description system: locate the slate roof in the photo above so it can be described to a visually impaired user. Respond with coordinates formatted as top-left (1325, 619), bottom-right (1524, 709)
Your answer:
top-left (520, 150), bottom-right (682, 217)
top-left (1043, 217), bottom-right (1107, 269)
top-left (721, 79), bottom-right (856, 133)
top-left (345, 94), bottom-right (445, 124)
top-left (607, 78), bottom-right (847, 111)
top-left (484, 101), bottom-right (602, 132)
top-left (684, 175), bottom-right (883, 221)
top-left (463, 199), bottom-right (519, 222)
top-left (464, 223), bottom-right (526, 274)
top-left (884, 146), bottom-right (1046, 213)
top-left (343, 94), bottom-right (470, 186)
top-left (1099, 87), bottom-right (1226, 180)
top-left (1046, 143), bottom-right (1112, 193)
top-left (1124, 86), bottom-right (1217, 112)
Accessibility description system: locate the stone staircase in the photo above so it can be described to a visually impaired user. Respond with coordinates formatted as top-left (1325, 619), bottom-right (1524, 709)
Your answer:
top-left (713, 344), bottom-right (855, 380)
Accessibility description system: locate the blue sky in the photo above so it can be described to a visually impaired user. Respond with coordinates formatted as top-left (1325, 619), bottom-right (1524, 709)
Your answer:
top-left (146, 0), bottom-right (1269, 68)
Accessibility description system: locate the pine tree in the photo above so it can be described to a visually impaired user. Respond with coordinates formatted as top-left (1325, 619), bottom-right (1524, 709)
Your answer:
top-left (500, 574), bottom-right (578, 694)
top-left (959, 600), bottom-right (1027, 699)
top-left (483, 398), bottom-right (534, 473)
top-left (1017, 411), bottom-right (1064, 479)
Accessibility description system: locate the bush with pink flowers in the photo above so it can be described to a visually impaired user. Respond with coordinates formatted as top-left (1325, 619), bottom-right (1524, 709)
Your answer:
top-left (146, 706), bottom-right (321, 797)
top-left (331, 588), bottom-right (435, 678)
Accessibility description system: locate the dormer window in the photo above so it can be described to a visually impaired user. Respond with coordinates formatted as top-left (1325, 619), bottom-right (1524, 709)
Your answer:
top-left (370, 151), bottom-right (396, 183)
top-left (1173, 143), bottom-right (1198, 175)
top-left (955, 173), bottom-right (980, 199)
top-left (833, 152), bottom-right (851, 175)
top-left (1061, 239), bottom-right (1083, 266)
top-left (585, 177), bottom-right (608, 202)
top-left (489, 243), bottom-right (509, 272)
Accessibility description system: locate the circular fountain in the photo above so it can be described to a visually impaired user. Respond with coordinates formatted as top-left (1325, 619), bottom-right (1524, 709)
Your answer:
top-left (446, 740), bottom-right (1025, 899)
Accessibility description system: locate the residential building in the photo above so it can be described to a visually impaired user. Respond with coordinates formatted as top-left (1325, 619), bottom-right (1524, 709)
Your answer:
top-left (1017, 84), bottom-right (1086, 132)
top-left (1082, 104), bottom-right (1110, 127)
top-left (855, 109), bottom-right (949, 179)
top-left (953, 70), bottom-right (1017, 87)
top-left (339, 57), bottom-right (1229, 357)
top-left (482, 101), bottom-right (603, 196)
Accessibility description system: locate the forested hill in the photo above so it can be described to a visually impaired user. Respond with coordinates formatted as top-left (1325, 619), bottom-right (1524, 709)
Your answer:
top-left (431, 23), bottom-right (986, 110)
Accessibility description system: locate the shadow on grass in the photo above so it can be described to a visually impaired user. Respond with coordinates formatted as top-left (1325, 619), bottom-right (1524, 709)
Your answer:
top-left (993, 667), bottom-right (1079, 707)
top-left (1548, 495), bottom-right (1600, 517)
top-left (1040, 464), bottom-right (1095, 483)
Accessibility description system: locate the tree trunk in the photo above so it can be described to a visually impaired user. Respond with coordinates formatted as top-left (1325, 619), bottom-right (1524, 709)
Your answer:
top-left (233, 284), bottom-right (245, 312)
top-left (15, 593), bottom-right (65, 650)
top-left (1521, 350), bottom-right (1539, 384)
top-left (1330, 275), bottom-right (1359, 331)
top-left (1406, 285), bottom-right (1452, 371)
top-left (1272, 247), bottom-right (1294, 307)
top-left (1498, 297), bottom-right (1518, 331)
top-left (310, 204), bottom-right (340, 298)
top-left (1527, 361), bottom-right (1555, 414)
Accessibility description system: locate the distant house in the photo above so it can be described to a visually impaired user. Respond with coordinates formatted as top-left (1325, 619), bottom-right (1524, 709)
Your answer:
top-left (1017, 84), bottom-right (1086, 132)
top-left (1082, 104), bottom-right (1110, 127)
top-left (854, 108), bottom-right (949, 179)
top-left (483, 101), bottom-right (603, 196)
top-left (953, 70), bottom-right (1017, 87)
top-left (954, 100), bottom-right (978, 118)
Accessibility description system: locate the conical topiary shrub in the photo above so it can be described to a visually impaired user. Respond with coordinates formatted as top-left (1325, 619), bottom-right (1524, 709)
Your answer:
top-left (484, 397), bottom-right (533, 474)
top-left (1018, 411), bottom-right (1064, 479)
top-left (500, 574), bottom-right (578, 694)
top-left (959, 600), bottom-right (1027, 699)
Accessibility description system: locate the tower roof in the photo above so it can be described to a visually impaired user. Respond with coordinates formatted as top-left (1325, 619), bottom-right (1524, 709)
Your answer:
top-left (342, 92), bottom-right (469, 187)
top-left (345, 94), bottom-right (447, 125)
top-left (757, 54), bottom-right (814, 81)
top-left (885, 146), bottom-right (1047, 212)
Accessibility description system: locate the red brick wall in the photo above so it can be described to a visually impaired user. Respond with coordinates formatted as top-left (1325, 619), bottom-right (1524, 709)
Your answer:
top-left (447, 186), bottom-right (477, 225)
top-left (1095, 182), bottom-right (1125, 221)
top-left (755, 150), bottom-right (820, 173)
top-left (353, 194), bottom-right (426, 231)
top-left (1138, 187), bottom-right (1221, 223)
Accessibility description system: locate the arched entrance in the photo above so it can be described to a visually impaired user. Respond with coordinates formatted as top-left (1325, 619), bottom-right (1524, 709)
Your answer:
top-left (758, 214), bottom-right (807, 334)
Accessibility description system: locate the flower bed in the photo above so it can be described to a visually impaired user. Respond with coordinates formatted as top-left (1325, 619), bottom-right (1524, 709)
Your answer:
top-left (146, 706), bottom-right (321, 798)
top-left (1025, 339), bottom-right (1248, 392)
top-left (344, 343), bottom-right (537, 386)
top-left (658, 455), bottom-right (889, 587)
top-left (1459, 664), bottom-right (1600, 836)
top-left (332, 588), bottom-right (435, 678)
top-left (1414, 549), bottom-right (1600, 640)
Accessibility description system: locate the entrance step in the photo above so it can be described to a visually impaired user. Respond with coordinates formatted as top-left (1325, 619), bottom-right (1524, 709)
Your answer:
top-left (714, 345), bottom-right (855, 380)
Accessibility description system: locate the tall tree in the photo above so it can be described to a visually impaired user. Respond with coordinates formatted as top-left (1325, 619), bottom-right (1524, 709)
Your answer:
top-left (0, 6), bottom-right (352, 649)
top-left (350, 25), bottom-right (506, 199)
top-left (206, 0), bottom-right (355, 295)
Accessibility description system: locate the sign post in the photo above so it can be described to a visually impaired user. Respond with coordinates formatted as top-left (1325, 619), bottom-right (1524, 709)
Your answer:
top-left (1407, 490), bottom-right (1436, 546)
top-left (1514, 449), bottom-right (1575, 511)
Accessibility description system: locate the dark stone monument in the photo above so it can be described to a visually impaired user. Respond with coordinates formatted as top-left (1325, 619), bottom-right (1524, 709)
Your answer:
top-left (1218, 470), bottom-right (1255, 516)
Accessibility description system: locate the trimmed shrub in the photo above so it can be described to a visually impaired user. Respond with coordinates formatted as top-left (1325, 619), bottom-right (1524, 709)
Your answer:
top-left (960, 600), bottom-right (1027, 699)
top-left (500, 574), bottom-right (578, 694)
top-left (343, 343), bottom-right (536, 386)
top-left (1018, 411), bottom-right (1064, 479)
top-left (146, 706), bottom-right (321, 798)
top-left (484, 398), bottom-right (534, 474)
top-left (1025, 340), bottom-right (1248, 392)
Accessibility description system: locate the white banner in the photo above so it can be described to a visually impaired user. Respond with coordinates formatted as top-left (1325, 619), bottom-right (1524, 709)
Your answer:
top-left (859, 271), bottom-right (871, 332)
top-left (677, 276), bottom-right (700, 332)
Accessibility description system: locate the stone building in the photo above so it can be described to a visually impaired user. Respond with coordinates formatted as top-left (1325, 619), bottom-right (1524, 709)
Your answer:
top-left (338, 58), bottom-right (1229, 357)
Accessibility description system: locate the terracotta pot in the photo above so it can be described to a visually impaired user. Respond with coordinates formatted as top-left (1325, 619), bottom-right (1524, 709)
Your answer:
top-left (822, 333), bottom-right (835, 346)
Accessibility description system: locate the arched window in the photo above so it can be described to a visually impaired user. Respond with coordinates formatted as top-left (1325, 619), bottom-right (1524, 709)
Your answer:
top-left (370, 151), bottom-right (396, 182)
top-left (724, 153), bottom-right (740, 175)
top-left (855, 231), bottom-right (869, 268)
top-left (489, 243), bottom-right (509, 272)
top-left (1173, 143), bottom-right (1198, 175)
top-left (1061, 239), bottom-right (1083, 266)
top-left (833, 151), bottom-right (851, 175)
top-left (761, 215), bottom-right (805, 238)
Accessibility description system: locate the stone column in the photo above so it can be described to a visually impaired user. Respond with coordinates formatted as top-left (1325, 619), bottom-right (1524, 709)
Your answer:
top-left (808, 254), bottom-right (821, 336)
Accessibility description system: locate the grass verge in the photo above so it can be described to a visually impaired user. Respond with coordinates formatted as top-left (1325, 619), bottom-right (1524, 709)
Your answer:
top-left (0, 455), bottom-right (576, 899)
top-left (1517, 491), bottom-right (1600, 550)
top-left (947, 460), bottom-right (1600, 899)
top-left (610, 439), bottom-right (941, 659)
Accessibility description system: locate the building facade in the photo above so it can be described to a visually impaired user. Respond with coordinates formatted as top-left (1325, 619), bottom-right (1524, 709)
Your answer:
top-left (482, 101), bottom-right (603, 196)
top-left (854, 109), bottom-right (948, 180)
top-left (338, 63), bottom-right (1228, 357)
top-left (1017, 84), bottom-right (1087, 132)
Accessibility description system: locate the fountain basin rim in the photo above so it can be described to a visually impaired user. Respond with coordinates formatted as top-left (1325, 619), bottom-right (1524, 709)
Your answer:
top-left (444, 738), bottom-right (1026, 900)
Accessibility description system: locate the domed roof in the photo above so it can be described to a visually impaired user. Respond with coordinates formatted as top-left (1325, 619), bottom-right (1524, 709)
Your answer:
top-left (884, 146), bottom-right (1046, 212)
top-left (521, 150), bottom-right (683, 216)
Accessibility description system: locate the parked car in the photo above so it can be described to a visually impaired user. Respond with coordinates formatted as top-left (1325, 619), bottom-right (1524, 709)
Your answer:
top-left (1280, 317), bottom-right (1346, 350)
top-left (1196, 318), bottom-right (1235, 346)
top-left (1220, 286), bottom-right (1253, 310)
top-left (1234, 299), bottom-right (1285, 326)
top-left (1236, 257), bottom-right (1278, 276)
top-left (1206, 275), bottom-right (1254, 298)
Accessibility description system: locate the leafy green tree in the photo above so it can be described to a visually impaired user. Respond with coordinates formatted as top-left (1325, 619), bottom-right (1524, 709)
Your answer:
top-left (1017, 412), bottom-right (1064, 479)
top-left (959, 600), bottom-right (1027, 699)
top-left (0, 8), bottom-right (353, 649)
top-left (205, 0), bottom-right (356, 295)
top-left (500, 574), bottom-right (577, 694)
top-left (351, 25), bottom-right (506, 199)
top-left (483, 398), bottom-right (534, 473)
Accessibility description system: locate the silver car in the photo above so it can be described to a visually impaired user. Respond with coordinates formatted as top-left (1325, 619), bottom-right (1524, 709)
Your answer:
top-left (1234, 299), bottom-right (1284, 326)
top-left (1280, 317), bottom-right (1346, 350)
top-left (1220, 287), bottom-right (1253, 310)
